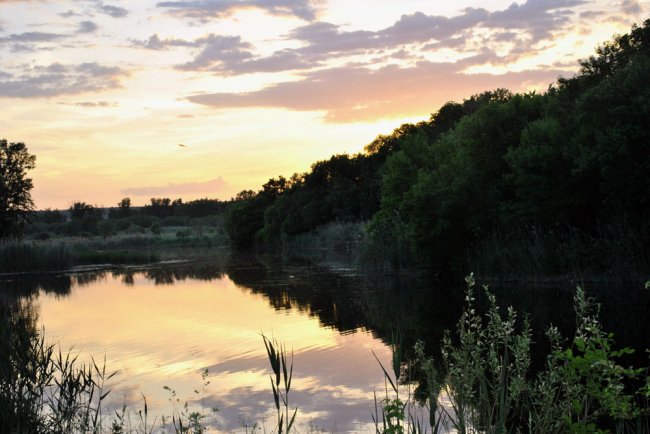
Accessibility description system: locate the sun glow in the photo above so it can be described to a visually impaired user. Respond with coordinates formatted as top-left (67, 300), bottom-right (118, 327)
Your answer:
top-left (0, 0), bottom-right (643, 208)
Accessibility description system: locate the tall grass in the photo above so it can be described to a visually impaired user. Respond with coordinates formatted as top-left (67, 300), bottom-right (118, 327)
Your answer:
top-left (283, 222), bottom-right (364, 253)
top-left (0, 239), bottom-right (163, 273)
top-left (356, 214), bottom-right (413, 274)
top-left (262, 335), bottom-right (297, 434)
top-left (0, 300), bottom-right (115, 433)
top-left (0, 240), bottom-right (73, 273)
top-left (469, 222), bottom-right (650, 280)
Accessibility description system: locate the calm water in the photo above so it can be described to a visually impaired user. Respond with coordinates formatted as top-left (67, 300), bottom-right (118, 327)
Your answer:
top-left (2, 252), bottom-right (649, 432)
top-left (1, 255), bottom-right (407, 432)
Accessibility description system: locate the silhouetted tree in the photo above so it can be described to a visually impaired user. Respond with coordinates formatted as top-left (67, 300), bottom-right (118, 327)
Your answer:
top-left (117, 197), bottom-right (131, 217)
top-left (69, 202), bottom-right (99, 219)
top-left (143, 197), bottom-right (182, 218)
top-left (235, 190), bottom-right (255, 201)
top-left (0, 139), bottom-right (36, 238)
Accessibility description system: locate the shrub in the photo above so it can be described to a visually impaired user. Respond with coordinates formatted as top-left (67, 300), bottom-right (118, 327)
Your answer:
top-left (176, 229), bottom-right (191, 238)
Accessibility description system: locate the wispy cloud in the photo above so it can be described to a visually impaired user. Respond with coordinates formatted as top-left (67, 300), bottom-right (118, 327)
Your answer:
top-left (135, 33), bottom-right (197, 49)
top-left (60, 100), bottom-right (119, 108)
top-left (169, 0), bottom-right (590, 75)
top-left (156, 0), bottom-right (321, 21)
top-left (188, 61), bottom-right (567, 122)
top-left (0, 31), bottom-right (66, 44)
top-left (0, 31), bottom-right (67, 52)
top-left (120, 178), bottom-right (228, 196)
top-left (620, 0), bottom-right (642, 15)
top-left (0, 62), bottom-right (128, 98)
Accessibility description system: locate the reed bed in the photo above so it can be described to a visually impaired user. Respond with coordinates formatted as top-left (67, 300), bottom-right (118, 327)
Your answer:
top-left (0, 240), bottom-right (73, 273)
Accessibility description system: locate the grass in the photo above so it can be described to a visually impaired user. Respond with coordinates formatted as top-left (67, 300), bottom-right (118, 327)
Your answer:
top-left (262, 335), bottom-right (297, 434)
top-left (0, 230), bottom-right (229, 273)
top-left (0, 239), bottom-right (161, 273)
top-left (282, 222), bottom-right (364, 253)
top-left (468, 222), bottom-right (650, 281)
top-left (0, 239), bottom-right (73, 273)
top-left (0, 301), bottom-right (115, 433)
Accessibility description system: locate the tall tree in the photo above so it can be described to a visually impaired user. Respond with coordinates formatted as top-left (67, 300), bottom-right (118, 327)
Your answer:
top-left (117, 197), bottom-right (131, 217)
top-left (0, 139), bottom-right (36, 238)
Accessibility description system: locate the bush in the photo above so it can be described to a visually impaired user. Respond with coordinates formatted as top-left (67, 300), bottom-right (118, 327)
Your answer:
top-left (416, 274), bottom-right (650, 433)
top-left (176, 229), bottom-right (191, 238)
top-left (162, 216), bottom-right (187, 227)
top-left (127, 215), bottom-right (160, 229)
top-left (31, 232), bottom-right (50, 241)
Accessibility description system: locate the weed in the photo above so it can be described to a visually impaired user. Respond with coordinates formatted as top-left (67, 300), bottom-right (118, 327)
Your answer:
top-left (262, 334), bottom-right (297, 434)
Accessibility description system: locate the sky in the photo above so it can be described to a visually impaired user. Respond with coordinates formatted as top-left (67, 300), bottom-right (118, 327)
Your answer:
top-left (0, 0), bottom-right (646, 209)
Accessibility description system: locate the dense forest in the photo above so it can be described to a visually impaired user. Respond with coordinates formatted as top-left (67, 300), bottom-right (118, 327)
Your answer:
top-left (225, 20), bottom-right (650, 276)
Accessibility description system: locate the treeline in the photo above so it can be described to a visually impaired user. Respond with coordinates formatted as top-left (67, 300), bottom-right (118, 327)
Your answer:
top-left (226, 20), bottom-right (650, 274)
top-left (27, 197), bottom-right (230, 239)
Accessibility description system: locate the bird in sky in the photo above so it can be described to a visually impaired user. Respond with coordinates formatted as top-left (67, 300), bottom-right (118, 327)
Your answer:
top-left (177, 144), bottom-right (187, 148)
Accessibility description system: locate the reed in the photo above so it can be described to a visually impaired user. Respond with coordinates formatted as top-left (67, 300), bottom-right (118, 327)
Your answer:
top-left (262, 334), bottom-right (298, 434)
top-left (283, 221), bottom-right (364, 253)
top-left (0, 301), bottom-right (115, 433)
top-left (0, 239), bottom-right (73, 272)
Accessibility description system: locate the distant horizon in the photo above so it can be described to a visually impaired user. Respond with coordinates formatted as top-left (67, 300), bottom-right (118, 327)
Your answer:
top-left (1, 0), bottom-right (645, 209)
top-left (34, 196), bottom-right (235, 211)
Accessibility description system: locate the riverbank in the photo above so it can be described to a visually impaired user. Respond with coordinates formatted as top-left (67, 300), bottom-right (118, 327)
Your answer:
top-left (0, 233), bottom-right (228, 274)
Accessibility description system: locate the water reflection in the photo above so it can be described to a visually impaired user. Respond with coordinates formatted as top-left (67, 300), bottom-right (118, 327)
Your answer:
top-left (1, 253), bottom-right (648, 432)
top-left (0, 256), bottom-right (398, 432)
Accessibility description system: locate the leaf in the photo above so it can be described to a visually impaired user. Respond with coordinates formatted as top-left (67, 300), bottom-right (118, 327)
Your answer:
top-left (372, 350), bottom-right (397, 393)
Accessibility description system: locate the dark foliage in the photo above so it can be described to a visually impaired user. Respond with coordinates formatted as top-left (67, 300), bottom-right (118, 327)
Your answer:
top-left (224, 21), bottom-right (650, 275)
top-left (0, 139), bottom-right (36, 238)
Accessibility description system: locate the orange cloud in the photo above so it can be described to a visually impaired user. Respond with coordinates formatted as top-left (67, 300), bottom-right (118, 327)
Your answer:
top-left (120, 177), bottom-right (228, 197)
top-left (188, 62), bottom-right (566, 122)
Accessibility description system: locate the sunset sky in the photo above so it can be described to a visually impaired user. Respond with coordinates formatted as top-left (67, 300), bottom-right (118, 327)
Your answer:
top-left (0, 0), bottom-right (645, 209)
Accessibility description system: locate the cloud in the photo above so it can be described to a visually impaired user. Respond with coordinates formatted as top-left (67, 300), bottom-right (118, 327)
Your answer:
top-left (620, 0), bottom-right (642, 15)
top-left (173, 0), bottom-right (591, 75)
top-left (120, 177), bottom-right (228, 196)
top-left (0, 31), bottom-right (66, 44)
top-left (78, 21), bottom-right (98, 33)
top-left (135, 33), bottom-right (197, 49)
top-left (176, 34), bottom-right (253, 70)
top-left (0, 31), bottom-right (67, 52)
top-left (0, 62), bottom-right (128, 98)
top-left (156, 0), bottom-right (321, 21)
top-left (579, 10), bottom-right (607, 19)
top-left (187, 62), bottom-right (566, 122)
top-left (59, 10), bottom-right (82, 18)
top-left (98, 3), bottom-right (128, 18)
top-left (289, 0), bottom-right (586, 55)
top-left (62, 100), bottom-right (119, 108)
